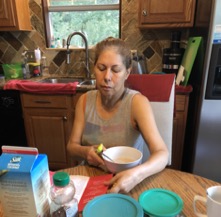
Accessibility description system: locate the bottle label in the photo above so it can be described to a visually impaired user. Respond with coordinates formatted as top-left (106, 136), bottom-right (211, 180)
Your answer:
top-left (163, 64), bottom-right (179, 69)
top-left (65, 203), bottom-right (78, 217)
top-left (51, 200), bottom-right (78, 217)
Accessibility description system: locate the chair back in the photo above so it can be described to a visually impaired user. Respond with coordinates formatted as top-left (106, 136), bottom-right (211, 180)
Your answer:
top-left (126, 74), bottom-right (175, 165)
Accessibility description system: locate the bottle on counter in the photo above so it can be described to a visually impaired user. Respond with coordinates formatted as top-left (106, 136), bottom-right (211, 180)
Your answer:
top-left (34, 48), bottom-right (41, 64)
top-left (0, 75), bottom-right (5, 86)
top-left (56, 38), bottom-right (62, 48)
top-left (50, 172), bottom-right (78, 217)
top-left (51, 36), bottom-right (56, 48)
top-left (40, 56), bottom-right (47, 76)
top-left (41, 56), bottom-right (47, 68)
top-left (21, 51), bottom-right (31, 79)
top-left (162, 31), bottom-right (185, 75)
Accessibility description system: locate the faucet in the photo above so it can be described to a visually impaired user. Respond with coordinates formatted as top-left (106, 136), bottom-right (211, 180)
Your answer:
top-left (66, 31), bottom-right (90, 80)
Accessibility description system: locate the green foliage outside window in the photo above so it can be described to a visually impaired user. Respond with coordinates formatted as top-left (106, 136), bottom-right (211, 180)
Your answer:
top-left (48, 0), bottom-right (120, 47)
top-left (50, 10), bottom-right (119, 47)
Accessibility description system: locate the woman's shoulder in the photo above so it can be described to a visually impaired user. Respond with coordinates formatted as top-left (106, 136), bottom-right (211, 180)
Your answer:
top-left (85, 89), bottom-right (97, 96)
top-left (78, 90), bottom-right (97, 106)
top-left (129, 89), bottom-right (150, 107)
top-left (76, 90), bottom-right (98, 113)
top-left (127, 88), bottom-right (140, 95)
top-left (127, 88), bottom-right (147, 101)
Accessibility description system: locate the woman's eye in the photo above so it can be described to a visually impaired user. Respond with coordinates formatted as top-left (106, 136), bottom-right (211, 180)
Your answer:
top-left (96, 64), bottom-right (123, 73)
top-left (111, 67), bottom-right (121, 73)
top-left (98, 66), bottom-right (106, 71)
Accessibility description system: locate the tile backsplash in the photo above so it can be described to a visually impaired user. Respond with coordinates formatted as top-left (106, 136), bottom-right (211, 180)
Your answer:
top-left (0, 0), bottom-right (189, 76)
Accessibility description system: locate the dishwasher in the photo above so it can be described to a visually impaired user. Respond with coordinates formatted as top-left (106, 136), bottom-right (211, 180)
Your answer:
top-left (0, 90), bottom-right (27, 155)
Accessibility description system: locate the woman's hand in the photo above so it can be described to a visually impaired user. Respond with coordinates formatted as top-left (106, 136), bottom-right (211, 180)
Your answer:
top-left (105, 168), bottom-right (141, 193)
top-left (85, 145), bottom-right (105, 167)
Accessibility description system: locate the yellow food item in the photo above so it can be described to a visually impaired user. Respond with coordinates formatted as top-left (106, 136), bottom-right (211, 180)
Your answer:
top-left (97, 143), bottom-right (104, 154)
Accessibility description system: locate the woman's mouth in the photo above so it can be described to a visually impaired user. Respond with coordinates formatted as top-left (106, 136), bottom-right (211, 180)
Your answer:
top-left (101, 85), bottom-right (111, 91)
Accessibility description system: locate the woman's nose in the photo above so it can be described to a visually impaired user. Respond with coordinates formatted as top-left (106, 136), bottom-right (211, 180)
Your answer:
top-left (104, 69), bottom-right (112, 81)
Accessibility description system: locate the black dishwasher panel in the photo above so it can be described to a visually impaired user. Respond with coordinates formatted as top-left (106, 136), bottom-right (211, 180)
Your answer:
top-left (0, 90), bottom-right (27, 155)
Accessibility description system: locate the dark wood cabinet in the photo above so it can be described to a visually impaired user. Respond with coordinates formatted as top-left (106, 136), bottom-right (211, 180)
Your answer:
top-left (139, 0), bottom-right (196, 28)
top-left (0, 0), bottom-right (32, 31)
top-left (20, 93), bottom-right (82, 170)
top-left (170, 87), bottom-right (192, 170)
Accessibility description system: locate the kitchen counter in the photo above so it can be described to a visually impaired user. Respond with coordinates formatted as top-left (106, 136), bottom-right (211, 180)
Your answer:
top-left (2, 75), bottom-right (96, 94)
top-left (1, 75), bottom-right (192, 95)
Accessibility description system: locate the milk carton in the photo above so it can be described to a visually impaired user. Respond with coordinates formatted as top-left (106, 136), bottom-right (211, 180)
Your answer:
top-left (0, 146), bottom-right (50, 217)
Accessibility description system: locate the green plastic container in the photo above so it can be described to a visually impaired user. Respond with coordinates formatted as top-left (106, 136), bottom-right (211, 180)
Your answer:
top-left (2, 63), bottom-right (23, 79)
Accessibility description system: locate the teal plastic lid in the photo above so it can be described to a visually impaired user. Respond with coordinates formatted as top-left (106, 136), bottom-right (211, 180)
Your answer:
top-left (139, 188), bottom-right (183, 217)
top-left (83, 193), bottom-right (143, 217)
top-left (53, 171), bottom-right (70, 187)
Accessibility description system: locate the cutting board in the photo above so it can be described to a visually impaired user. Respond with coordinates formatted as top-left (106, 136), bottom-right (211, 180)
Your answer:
top-left (176, 37), bottom-right (202, 86)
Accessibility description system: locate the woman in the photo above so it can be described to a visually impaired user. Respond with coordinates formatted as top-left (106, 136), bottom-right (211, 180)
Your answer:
top-left (67, 37), bottom-right (169, 193)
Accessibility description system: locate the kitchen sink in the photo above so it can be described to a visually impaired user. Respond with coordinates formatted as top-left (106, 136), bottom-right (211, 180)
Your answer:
top-left (39, 77), bottom-right (96, 90)
top-left (78, 79), bottom-right (96, 85)
top-left (39, 77), bottom-right (84, 84)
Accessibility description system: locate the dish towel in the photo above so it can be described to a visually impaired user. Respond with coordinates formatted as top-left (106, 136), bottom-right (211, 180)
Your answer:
top-left (3, 79), bottom-right (78, 94)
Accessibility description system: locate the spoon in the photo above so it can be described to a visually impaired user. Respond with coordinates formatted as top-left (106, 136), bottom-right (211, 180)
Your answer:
top-left (96, 143), bottom-right (115, 162)
top-left (101, 152), bottom-right (115, 162)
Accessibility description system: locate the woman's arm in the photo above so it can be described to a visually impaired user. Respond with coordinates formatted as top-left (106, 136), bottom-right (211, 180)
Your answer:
top-left (131, 94), bottom-right (169, 177)
top-left (107, 94), bottom-right (169, 193)
top-left (67, 93), bottom-right (104, 166)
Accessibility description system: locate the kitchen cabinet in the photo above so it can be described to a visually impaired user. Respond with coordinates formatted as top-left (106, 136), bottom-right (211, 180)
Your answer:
top-left (0, 0), bottom-right (32, 31)
top-left (170, 87), bottom-right (192, 170)
top-left (139, 0), bottom-right (196, 28)
top-left (20, 93), bottom-right (82, 170)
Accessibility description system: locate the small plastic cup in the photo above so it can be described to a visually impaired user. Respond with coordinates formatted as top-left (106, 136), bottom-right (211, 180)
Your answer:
top-left (0, 75), bottom-right (5, 85)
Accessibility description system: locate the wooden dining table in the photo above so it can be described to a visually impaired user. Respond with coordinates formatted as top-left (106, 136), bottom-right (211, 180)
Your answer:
top-left (62, 166), bottom-right (220, 217)
top-left (0, 166), bottom-right (220, 217)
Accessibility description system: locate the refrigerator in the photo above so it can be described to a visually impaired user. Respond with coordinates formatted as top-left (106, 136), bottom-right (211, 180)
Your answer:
top-left (182, 0), bottom-right (221, 182)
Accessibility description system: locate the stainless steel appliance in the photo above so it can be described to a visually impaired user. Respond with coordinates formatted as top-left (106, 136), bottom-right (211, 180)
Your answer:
top-left (131, 50), bottom-right (148, 74)
top-left (182, 0), bottom-right (221, 182)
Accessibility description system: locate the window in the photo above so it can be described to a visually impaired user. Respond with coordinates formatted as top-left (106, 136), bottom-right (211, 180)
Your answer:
top-left (42, 0), bottom-right (120, 48)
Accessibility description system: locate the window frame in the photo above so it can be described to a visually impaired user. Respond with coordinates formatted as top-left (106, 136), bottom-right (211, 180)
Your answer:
top-left (41, 0), bottom-right (121, 48)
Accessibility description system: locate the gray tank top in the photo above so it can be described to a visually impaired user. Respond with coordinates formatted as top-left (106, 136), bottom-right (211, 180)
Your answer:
top-left (82, 89), bottom-right (148, 160)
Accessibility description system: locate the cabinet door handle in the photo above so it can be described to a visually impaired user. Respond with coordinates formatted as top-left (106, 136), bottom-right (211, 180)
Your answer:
top-left (142, 10), bottom-right (147, 16)
top-left (63, 116), bottom-right (67, 120)
top-left (34, 100), bottom-right (51, 104)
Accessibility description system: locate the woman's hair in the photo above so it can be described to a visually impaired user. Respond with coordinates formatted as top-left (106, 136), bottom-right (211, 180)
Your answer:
top-left (94, 37), bottom-right (132, 70)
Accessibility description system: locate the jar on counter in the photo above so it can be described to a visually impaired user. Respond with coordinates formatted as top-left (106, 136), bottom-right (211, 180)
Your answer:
top-left (0, 75), bottom-right (5, 86)
top-left (50, 172), bottom-right (78, 217)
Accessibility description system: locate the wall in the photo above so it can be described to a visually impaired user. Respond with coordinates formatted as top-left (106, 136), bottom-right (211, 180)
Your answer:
top-left (0, 0), bottom-right (189, 76)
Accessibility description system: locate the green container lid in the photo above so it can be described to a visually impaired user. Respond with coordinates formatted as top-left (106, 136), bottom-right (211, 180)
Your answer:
top-left (139, 188), bottom-right (183, 217)
top-left (83, 193), bottom-right (143, 217)
top-left (53, 171), bottom-right (70, 187)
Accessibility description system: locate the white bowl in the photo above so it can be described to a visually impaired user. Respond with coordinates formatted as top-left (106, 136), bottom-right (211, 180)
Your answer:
top-left (102, 146), bottom-right (143, 173)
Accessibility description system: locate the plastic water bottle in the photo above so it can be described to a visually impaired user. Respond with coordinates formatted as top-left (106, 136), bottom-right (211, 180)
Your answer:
top-left (50, 172), bottom-right (78, 217)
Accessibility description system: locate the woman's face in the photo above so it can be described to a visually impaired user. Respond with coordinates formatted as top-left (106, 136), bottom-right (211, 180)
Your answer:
top-left (94, 48), bottom-right (130, 97)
